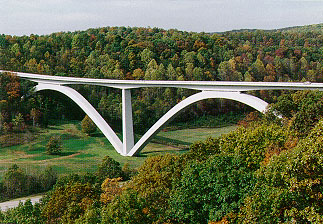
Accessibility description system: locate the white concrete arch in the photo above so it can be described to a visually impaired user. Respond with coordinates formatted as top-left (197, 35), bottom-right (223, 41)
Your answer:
top-left (128, 91), bottom-right (268, 156)
top-left (34, 83), bottom-right (123, 154)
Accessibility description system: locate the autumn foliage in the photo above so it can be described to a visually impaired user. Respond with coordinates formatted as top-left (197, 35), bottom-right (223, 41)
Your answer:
top-left (0, 25), bottom-right (323, 223)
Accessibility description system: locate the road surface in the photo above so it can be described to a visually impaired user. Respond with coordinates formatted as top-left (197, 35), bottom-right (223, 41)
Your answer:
top-left (0, 195), bottom-right (43, 212)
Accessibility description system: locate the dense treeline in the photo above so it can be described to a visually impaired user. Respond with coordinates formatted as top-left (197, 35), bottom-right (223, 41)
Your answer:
top-left (1, 90), bottom-right (322, 223)
top-left (2, 25), bottom-right (323, 133)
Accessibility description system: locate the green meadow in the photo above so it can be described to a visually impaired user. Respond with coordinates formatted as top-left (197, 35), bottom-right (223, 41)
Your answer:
top-left (0, 120), bottom-right (237, 178)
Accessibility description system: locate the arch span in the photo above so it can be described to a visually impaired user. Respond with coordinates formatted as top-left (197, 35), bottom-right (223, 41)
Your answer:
top-left (128, 91), bottom-right (268, 156)
top-left (33, 83), bottom-right (268, 156)
top-left (34, 83), bottom-right (123, 154)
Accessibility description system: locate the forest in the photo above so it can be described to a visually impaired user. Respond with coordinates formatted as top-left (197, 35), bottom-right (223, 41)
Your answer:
top-left (0, 24), bottom-right (323, 223)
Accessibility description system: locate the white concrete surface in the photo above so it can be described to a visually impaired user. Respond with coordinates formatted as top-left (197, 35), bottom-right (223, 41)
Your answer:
top-left (122, 89), bottom-right (134, 155)
top-left (2, 70), bottom-right (323, 91)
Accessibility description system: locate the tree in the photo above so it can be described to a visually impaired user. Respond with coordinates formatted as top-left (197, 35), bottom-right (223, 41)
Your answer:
top-left (30, 108), bottom-right (41, 127)
top-left (239, 120), bottom-right (323, 223)
top-left (132, 68), bottom-right (144, 80)
top-left (12, 113), bottom-right (25, 132)
top-left (140, 48), bottom-right (154, 68)
top-left (2, 164), bottom-right (28, 198)
top-left (100, 189), bottom-right (151, 224)
top-left (166, 63), bottom-right (177, 80)
top-left (39, 166), bottom-right (58, 191)
top-left (41, 182), bottom-right (99, 223)
top-left (81, 115), bottom-right (97, 135)
top-left (130, 154), bottom-right (180, 222)
top-left (100, 177), bottom-right (123, 204)
top-left (219, 123), bottom-right (290, 170)
top-left (0, 199), bottom-right (43, 224)
top-left (96, 156), bottom-right (124, 182)
top-left (168, 154), bottom-right (256, 223)
top-left (46, 135), bottom-right (63, 155)
top-left (251, 58), bottom-right (266, 81)
top-left (269, 90), bottom-right (323, 136)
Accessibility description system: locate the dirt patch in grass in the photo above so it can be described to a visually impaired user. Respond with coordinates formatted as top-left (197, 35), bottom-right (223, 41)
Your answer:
top-left (39, 152), bottom-right (81, 162)
top-left (0, 152), bottom-right (82, 165)
top-left (0, 151), bottom-right (36, 164)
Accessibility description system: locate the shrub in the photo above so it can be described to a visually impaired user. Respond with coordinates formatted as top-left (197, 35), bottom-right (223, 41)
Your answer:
top-left (81, 115), bottom-right (96, 135)
top-left (96, 156), bottom-right (124, 182)
top-left (39, 166), bottom-right (58, 191)
top-left (46, 135), bottom-right (63, 155)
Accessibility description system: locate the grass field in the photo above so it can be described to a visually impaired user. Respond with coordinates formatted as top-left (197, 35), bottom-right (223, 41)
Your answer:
top-left (0, 120), bottom-right (237, 179)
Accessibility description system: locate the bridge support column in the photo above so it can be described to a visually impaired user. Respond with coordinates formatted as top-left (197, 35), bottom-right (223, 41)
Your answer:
top-left (122, 89), bottom-right (134, 155)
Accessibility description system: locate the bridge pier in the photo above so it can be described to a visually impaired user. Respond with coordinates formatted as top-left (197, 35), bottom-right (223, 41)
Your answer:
top-left (122, 89), bottom-right (134, 155)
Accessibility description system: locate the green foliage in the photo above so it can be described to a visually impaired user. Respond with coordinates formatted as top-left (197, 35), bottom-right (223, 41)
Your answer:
top-left (2, 164), bottom-right (29, 199)
top-left (219, 123), bottom-right (291, 170)
top-left (100, 189), bottom-right (151, 224)
top-left (74, 205), bottom-right (101, 224)
top-left (8, 25), bottom-right (323, 134)
top-left (39, 166), bottom-right (58, 192)
top-left (81, 115), bottom-right (97, 135)
top-left (168, 154), bottom-right (255, 223)
top-left (1, 164), bottom-right (57, 201)
top-left (55, 173), bottom-right (97, 188)
top-left (269, 90), bottom-right (323, 136)
top-left (238, 119), bottom-right (323, 223)
top-left (2, 25), bottom-right (323, 223)
top-left (96, 155), bottom-right (124, 182)
top-left (167, 113), bottom-right (245, 130)
top-left (46, 135), bottom-right (63, 155)
top-left (182, 137), bottom-right (220, 162)
top-left (12, 113), bottom-right (25, 132)
top-left (41, 182), bottom-right (99, 223)
top-left (0, 199), bottom-right (44, 224)
top-left (130, 154), bottom-right (180, 222)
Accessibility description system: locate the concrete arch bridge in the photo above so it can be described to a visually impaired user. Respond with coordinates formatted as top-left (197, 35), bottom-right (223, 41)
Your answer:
top-left (2, 70), bottom-right (323, 156)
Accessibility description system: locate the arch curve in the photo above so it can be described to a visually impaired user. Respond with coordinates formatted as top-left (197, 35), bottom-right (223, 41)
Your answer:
top-left (128, 91), bottom-right (268, 156)
top-left (33, 84), bottom-right (268, 156)
top-left (34, 83), bottom-right (123, 154)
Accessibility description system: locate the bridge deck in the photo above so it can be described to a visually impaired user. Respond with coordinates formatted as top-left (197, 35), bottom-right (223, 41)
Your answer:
top-left (2, 70), bottom-right (323, 91)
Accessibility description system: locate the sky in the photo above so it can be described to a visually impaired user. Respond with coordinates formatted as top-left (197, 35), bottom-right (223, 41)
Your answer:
top-left (1, 0), bottom-right (323, 36)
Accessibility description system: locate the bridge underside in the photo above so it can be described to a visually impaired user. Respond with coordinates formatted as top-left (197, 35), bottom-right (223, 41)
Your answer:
top-left (34, 83), bottom-right (268, 156)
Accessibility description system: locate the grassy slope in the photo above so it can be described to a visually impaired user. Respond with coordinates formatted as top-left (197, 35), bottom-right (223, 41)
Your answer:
top-left (0, 120), bottom-right (237, 179)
